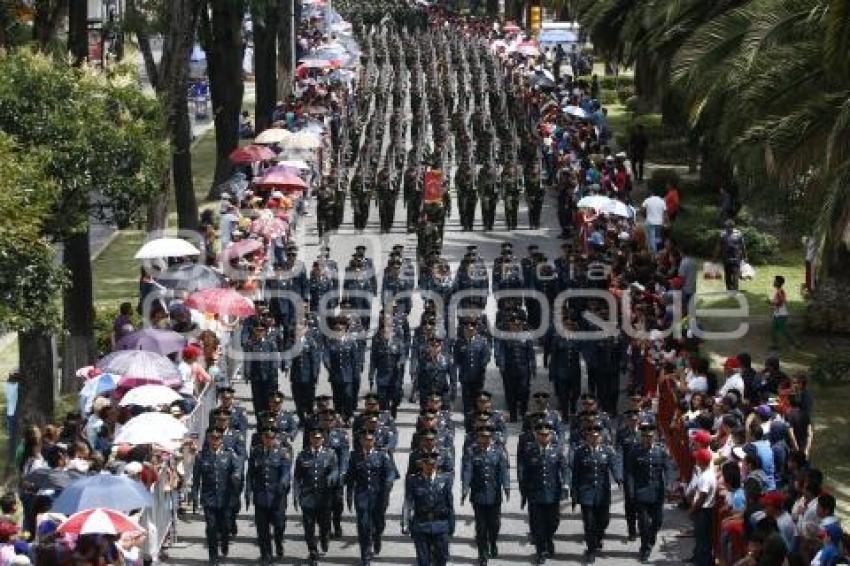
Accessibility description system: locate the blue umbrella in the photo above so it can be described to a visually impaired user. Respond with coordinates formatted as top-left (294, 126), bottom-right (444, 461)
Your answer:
top-left (50, 474), bottom-right (154, 515)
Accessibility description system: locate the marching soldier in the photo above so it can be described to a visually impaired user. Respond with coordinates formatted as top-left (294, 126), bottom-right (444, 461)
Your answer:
top-left (343, 255), bottom-right (376, 330)
top-left (352, 411), bottom-right (398, 454)
top-left (210, 386), bottom-right (248, 433)
top-left (351, 167), bottom-right (370, 231)
top-left (617, 409), bottom-right (642, 542)
top-left (347, 431), bottom-right (398, 565)
top-left (518, 422), bottom-right (569, 565)
top-left (405, 164), bottom-right (422, 232)
top-left (526, 157), bottom-right (544, 229)
top-left (547, 314), bottom-right (583, 418)
top-left (456, 160), bottom-right (477, 231)
top-left (502, 162), bottom-right (520, 230)
top-left (286, 319), bottom-right (323, 425)
top-left (191, 427), bottom-right (243, 565)
top-left (316, 182), bottom-right (337, 240)
top-left (402, 451), bottom-right (456, 566)
top-left (294, 427), bottom-right (340, 565)
top-left (494, 315), bottom-right (537, 422)
top-left (462, 425), bottom-right (510, 565)
top-left (453, 320), bottom-right (491, 414)
top-left (625, 421), bottom-right (676, 563)
top-left (323, 316), bottom-right (362, 422)
top-left (319, 409), bottom-right (351, 539)
top-left (376, 167), bottom-right (398, 232)
top-left (570, 421), bottom-right (623, 563)
top-left (266, 391), bottom-right (299, 446)
top-left (416, 336), bottom-right (454, 409)
top-left (246, 426), bottom-right (292, 564)
top-left (243, 318), bottom-right (279, 416)
top-left (309, 259), bottom-right (338, 316)
top-left (479, 161), bottom-right (499, 230)
top-left (369, 316), bottom-right (406, 417)
top-left (408, 428), bottom-right (454, 476)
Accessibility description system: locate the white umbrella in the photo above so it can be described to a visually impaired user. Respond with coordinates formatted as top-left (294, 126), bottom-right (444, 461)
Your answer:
top-left (114, 412), bottom-right (188, 445)
top-left (577, 195), bottom-right (612, 209)
top-left (134, 238), bottom-right (200, 259)
top-left (601, 199), bottom-right (634, 218)
top-left (119, 384), bottom-right (182, 408)
top-left (281, 130), bottom-right (323, 150)
top-left (254, 128), bottom-right (292, 144)
top-left (275, 159), bottom-right (310, 170)
top-left (563, 105), bottom-right (589, 119)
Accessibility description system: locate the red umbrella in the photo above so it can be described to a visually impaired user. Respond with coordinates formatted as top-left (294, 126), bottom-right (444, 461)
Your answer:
top-left (223, 238), bottom-right (264, 261)
top-left (58, 508), bottom-right (142, 536)
top-left (254, 169), bottom-right (308, 191)
top-left (185, 289), bottom-right (256, 318)
top-left (229, 144), bottom-right (276, 164)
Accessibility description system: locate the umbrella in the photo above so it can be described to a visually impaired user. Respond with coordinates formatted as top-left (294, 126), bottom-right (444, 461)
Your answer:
top-left (96, 350), bottom-right (182, 388)
top-left (503, 23), bottom-right (521, 33)
top-left (186, 288), bottom-right (256, 318)
top-left (116, 329), bottom-right (186, 356)
top-left (51, 475), bottom-right (154, 515)
top-left (79, 373), bottom-right (120, 414)
top-left (114, 412), bottom-right (188, 445)
top-left (576, 195), bottom-right (612, 209)
top-left (280, 130), bottom-right (323, 150)
top-left (222, 238), bottom-right (264, 261)
top-left (254, 169), bottom-right (308, 190)
top-left (22, 468), bottom-right (81, 493)
top-left (58, 508), bottom-right (142, 536)
top-left (254, 128), bottom-right (292, 145)
top-left (119, 384), bottom-right (183, 408)
top-left (156, 264), bottom-right (227, 292)
top-left (275, 159), bottom-right (310, 170)
top-left (297, 58), bottom-right (336, 70)
top-left (229, 144), bottom-right (276, 164)
top-left (517, 44), bottom-right (541, 57)
top-left (530, 72), bottom-right (555, 89)
top-left (563, 105), bottom-right (589, 119)
top-left (601, 199), bottom-right (633, 218)
top-left (134, 238), bottom-right (200, 260)
top-left (250, 216), bottom-right (289, 239)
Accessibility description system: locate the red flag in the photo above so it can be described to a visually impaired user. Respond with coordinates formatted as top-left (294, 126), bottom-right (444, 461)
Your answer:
top-left (423, 170), bottom-right (444, 203)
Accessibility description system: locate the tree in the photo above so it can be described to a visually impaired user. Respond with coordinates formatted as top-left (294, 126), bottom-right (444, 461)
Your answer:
top-left (278, 0), bottom-right (295, 100)
top-left (252, 0), bottom-right (280, 132)
top-left (0, 52), bottom-right (167, 390)
top-left (67, 0), bottom-right (87, 64)
top-left (32, 0), bottom-right (66, 48)
top-left (199, 0), bottom-right (245, 199)
top-left (0, 133), bottom-right (65, 426)
top-left (126, 0), bottom-right (201, 231)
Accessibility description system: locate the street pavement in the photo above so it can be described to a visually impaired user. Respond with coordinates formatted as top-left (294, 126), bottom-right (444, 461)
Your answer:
top-left (163, 184), bottom-right (696, 565)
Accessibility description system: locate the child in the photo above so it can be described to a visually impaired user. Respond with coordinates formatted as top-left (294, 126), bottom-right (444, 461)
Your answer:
top-left (768, 275), bottom-right (796, 349)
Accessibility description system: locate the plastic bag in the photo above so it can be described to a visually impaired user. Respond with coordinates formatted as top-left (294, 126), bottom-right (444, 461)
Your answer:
top-left (740, 261), bottom-right (756, 280)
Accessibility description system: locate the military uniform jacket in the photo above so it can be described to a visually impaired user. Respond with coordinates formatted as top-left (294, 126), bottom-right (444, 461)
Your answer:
top-left (346, 449), bottom-right (397, 508)
top-left (222, 427), bottom-right (247, 459)
top-left (616, 426), bottom-right (641, 480)
top-left (569, 444), bottom-right (623, 506)
top-left (547, 332), bottom-right (581, 384)
top-left (325, 429), bottom-right (350, 481)
top-left (495, 338), bottom-right (536, 373)
top-left (244, 335), bottom-right (279, 382)
top-left (518, 442), bottom-right (568, 505)
top-left (369, 334), bottom-right (405, 386)
top-left (408, 445), bottom-right (454, 477)
top-left (417, 354), bottom-right (452, 394)
top-left (247, 445), bottom-right (292, 507)
top-left (323, 333), bottom-right (362, 383)
top-left (624, 443), bottom-right (676, 504)
top-left (404, 472), bottom-right (455, 535)
top-left (453, 335), bottom-right (491, 384)
top-left (210, 404), bottom-right (249, 433)
top-left (192, 447), bottom-right (242, 509)
top-left (294, 447), bottom-right (340, 508)
top-left (269, 410), bottom-right (299, 445)
top-left (462, 445), bottom-right (509, 505)
top-left (287, 333), bottom-right (322, 384)
top-left (309, 273), bottom-right (337, 310)
top-left (352, 424), bottom-right (397, 453)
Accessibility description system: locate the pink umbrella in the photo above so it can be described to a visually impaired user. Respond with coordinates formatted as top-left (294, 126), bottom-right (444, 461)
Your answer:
top-left (503, 23), bottom-right (521, 33)
top-left (96, 350), bottom-right (181, 388)
top-left (58, 508), bottom-right (142, 536)
top-left (229, 144), bottom-right (276, 164)
top-left (223, 238), bottom-right (264, 261)
top-left (254, 169), bottom-right (308, 191)
top-left (185, 288), bottom-right (256, 318)
top-left (251, 216), bottom-right (289, 239)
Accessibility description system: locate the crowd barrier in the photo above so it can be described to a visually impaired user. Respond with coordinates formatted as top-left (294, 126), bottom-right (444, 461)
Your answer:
top-left (144, 382), bottom-right (217, 558)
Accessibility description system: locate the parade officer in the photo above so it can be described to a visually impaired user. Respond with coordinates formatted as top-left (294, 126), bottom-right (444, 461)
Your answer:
top-left (294, 427), bottom-right (340, 565)
top-left (246, 426), bottom-right (292, 564)
top-left (402, 451), bottom-right (456, 566)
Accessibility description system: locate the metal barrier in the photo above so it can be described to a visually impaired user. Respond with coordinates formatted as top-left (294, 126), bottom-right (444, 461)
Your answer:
top-left (144, 382), bottom-right (217, 557)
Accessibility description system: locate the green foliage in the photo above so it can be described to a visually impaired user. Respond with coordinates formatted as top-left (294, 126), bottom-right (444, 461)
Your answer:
top-left (646, 168), bottom-right (681, 195)
top-left (0, 51), bottom-right (168, 237)
top-left (811, 354), bottom-right (850, 386)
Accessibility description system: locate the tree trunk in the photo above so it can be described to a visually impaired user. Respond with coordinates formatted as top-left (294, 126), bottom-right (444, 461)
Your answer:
top-left (68, 0), bottom-right (88, 65)
top-left (172, 96), bottom-right (198, 231)
top-left (253, 2), bottom-right (279, 132)
top-left (32, 0), bottom-right (67, 48)
top-left (201, 0), bottom-right (245, 200)
top-left (486, 0), bottom-right (500, 17)
top-left (633, 48), bottom-right (661, 113)
top-left (18, 330), bottom-right (55, 427)
top-left (61, 226), bottom-right (96, 393)
top-left (277, 0), bottom-right (295, 100)
top-left (147, 168), bottom-right (171, 231)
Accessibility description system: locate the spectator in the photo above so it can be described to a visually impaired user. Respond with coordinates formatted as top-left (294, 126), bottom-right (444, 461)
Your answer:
top-left (628, 124), bottom-right (648, 182)
top-left (719, 357), bottom-right (745, 397)
top-left (111, 302), bottom-right (135, 347)
top-left (768, 275), bottom-right (796, 350)
top-left (760, 492), bottom-right (796, 551)
top-left (687, 448), bottom-right (717, 566)
top-left (641, 190), bottom-right (667, 254)
top-left (748, 424), bottom-right (777, 491)
top-left (4, 369), bottom-right (19, 466)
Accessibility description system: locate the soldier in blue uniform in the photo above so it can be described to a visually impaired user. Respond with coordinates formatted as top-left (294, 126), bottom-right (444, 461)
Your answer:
top-left (268, 245), bottom-right (308, 329)
top-left (243, 319), bottom-right (280, 416)
top-left (625, 422), bottom-right (676, 563)
top-left (420, 259), bottom-right (454, 324)
top-left (285, 319), bottom-right (323, 425)
top-left (246, 427), bottom-right (292, 564)
top-left (324, 316), bottom-right (362, 422)
top-left (569, 422), bottom-right (623, 563)
top-left (528, 392), bottom-right (565, 443)
top-left (416, 337), bottom-right (453, 409)
top-left (353, 393), bottom-right (398, 440)
top-left (381, 257), bottom-right (413, 315)
top-left (319, 409), bottom-right (350, 539)
top-left (309, 259), bottom-right (338, 317)
top-left (266, 391), bottom-right (299, 446)
top-left (423, 393), bottom-right (455, 442)
top-left (461, 426), bottom-right (510, 565)
top-left (402, 451), bottom-right (456, 566)
top-left (191, 427), bottom-right (243, 564)
top-left (547, 314), bottom-right (582, 418)
top-left (369, 316), bottom-right (406, 417)
top-left (518, 422), bottom-right (569, 564)
top-left (456, 248), bottom-right (488, 310)
top-left (346, 431), bottom-right (398, 565)
top-left (464, 391), bottom-right (507, 441)
top-left (494, 315), bottom-right (537, 422)
top-left (344, 255), bottom-right (377, 329)
top-left (211, 409), bottom-right (247, 458)
top-left (294, 427), bottom-right (340, 565)
top-left (616, 409), bottom-right (642, 541)
top-left (211, 386), bottom-right (248, 433)
top-left (408, 428), bottom-right (455, 476)
top-left (453, 320), bottom-right (491, 413)
top-left (352, 411), bottom-right (398, 454)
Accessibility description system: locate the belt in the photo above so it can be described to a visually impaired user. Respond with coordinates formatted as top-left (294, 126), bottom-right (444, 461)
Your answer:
top-left (415, 511), bottom-right (446, 522)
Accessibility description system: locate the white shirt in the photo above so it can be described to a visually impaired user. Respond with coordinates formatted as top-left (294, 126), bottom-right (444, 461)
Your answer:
top-left (686, 467), bottom-right (716, 508)
top-left (719, 372), bottom-right (744, 396)
top-left (177, 361), bottom-right (193, 397)
top-left (4, 381), bottom-right (17, 417)
top-left (642, 196), bottom-right (667, 226)
top-left (686, 373), bottom-right (708, 397)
